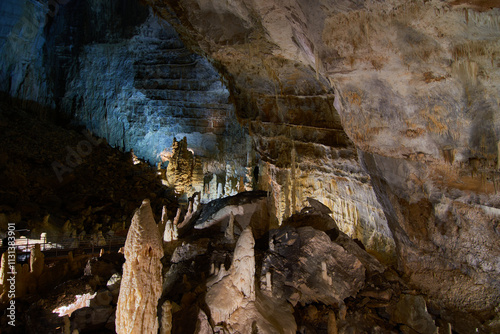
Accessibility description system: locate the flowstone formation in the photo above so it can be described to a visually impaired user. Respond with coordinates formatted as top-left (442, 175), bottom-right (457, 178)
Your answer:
top-left (116, 199), bottom-right (164, 334)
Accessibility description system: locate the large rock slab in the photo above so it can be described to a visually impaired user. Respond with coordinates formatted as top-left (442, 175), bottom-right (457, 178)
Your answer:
top-left (262, 226), bottom-right (365, 306)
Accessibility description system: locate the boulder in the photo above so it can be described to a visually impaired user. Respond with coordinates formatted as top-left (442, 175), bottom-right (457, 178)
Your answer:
top-left (263, 226), bottom-right (365, 306)
top-left (71, 306), bottom-right (114, 332)
top-left (392, 294), bottom-right (437, 334)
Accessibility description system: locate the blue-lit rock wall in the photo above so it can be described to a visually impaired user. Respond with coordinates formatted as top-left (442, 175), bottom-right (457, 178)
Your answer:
top-left (49, 0), bottom-right (249, 167)
top-left (0, 0), bottom-right (53, 107)
top-left (0, 0), bottom-right (250, 169)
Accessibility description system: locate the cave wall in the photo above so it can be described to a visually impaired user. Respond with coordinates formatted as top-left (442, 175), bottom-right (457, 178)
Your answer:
top-left (143, 0), bottom-right (500, 315)
top-left (0, 0), bottom-right (253, 198)
top-left (47, 0), bottom-right (250, 170)
top-left (0, 0), bottom-right (395, 262)
top-left (5, 0), bottom-right (498, 316)
top-left (0, 0), bottom-right (53, 107)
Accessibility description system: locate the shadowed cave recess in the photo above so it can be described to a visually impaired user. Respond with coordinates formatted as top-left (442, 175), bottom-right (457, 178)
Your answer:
top-left (0, 0), bottom-right (499, 333)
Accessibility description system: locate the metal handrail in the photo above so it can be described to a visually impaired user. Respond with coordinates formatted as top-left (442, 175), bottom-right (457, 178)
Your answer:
top-left (0, 235), bottom-right (127, 259)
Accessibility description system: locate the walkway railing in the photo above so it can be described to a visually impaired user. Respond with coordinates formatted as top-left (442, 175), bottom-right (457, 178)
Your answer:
top-left (0, 235), bottom-right (127, 261)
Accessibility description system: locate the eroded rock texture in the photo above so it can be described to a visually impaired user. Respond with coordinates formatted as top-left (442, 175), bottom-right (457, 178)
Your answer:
top-left (142, 0), bottom-right (500, 317)
top-left (116, 199), bottom-right (164, 334)
top-left (0, 0), bottom-right (395, 263)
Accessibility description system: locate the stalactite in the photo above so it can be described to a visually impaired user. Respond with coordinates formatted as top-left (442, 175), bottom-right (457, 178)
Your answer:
top-left (291, 145), bottom-right (297, 214)
top-left (497, 141), bottom-right (500, 170)
top-left (315, 48), bottom-right (320, 80)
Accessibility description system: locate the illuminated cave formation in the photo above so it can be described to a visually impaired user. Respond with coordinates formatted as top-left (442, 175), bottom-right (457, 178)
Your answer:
top-left (0, 0), bottom-right (499, 333)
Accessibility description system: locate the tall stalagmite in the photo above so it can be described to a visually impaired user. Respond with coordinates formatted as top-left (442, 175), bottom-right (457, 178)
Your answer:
top-left (116, 199), bottom-right (164, 334)
top-left (205, 226), bottom-right (256, 324)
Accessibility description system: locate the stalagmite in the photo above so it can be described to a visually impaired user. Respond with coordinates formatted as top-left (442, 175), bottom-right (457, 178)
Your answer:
top-left (205, 226), bottom-right (256, 323)
top-left (158, 206), bottom-right (168, 237)
top-left (231, 226), bottom-right (256, 301)
top-left (163, 219), bottom-right (177, 242)
top-left (178, 194), bottom-right (200, 230)
top-left (0, 253), bottom-right (8, 297)
top-left (192, 193), bottom-right (200, 213)
top-left (327, 310), bottom-right (338, 334)
top-left (30, 244), bottom-right (44, 278)
top-left (217, 183), bottom-right (223, 198)
top-left (159, 300), bottom-right (173, 334)
top-left (173, 208), bottom-right (181, 227)
top-left (96, 231), bottom-right (106, 246)
top-left (178, 202), bottom-right (193, 230)
top-left (266, 271), bottom-right (272, 292)
top-left (162, 206), bottom-right (177, 242)
top-left (116, 199), bottom-right (164, 334)
top-left (224, 212), bottom-right (235, 242)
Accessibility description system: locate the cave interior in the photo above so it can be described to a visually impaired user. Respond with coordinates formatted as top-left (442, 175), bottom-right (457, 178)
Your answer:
top-left (0, 0), bottom-right (499, 333)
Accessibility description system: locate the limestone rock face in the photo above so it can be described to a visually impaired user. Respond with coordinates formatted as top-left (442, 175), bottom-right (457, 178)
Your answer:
top-left (0, 0), bottom-right (252, 201)
top-left (139, 0), bottom-right (500, 315)
top-left (116, 199), bottom-right (164, 334)
top-left (0, 0), bottom-right (53, 107)
top-left (362, 151), bottom-right (500, 313)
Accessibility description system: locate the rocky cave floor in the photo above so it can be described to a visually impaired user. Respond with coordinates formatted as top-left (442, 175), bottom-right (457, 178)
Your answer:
top-left (0, 101), bottom-right (493, 334)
